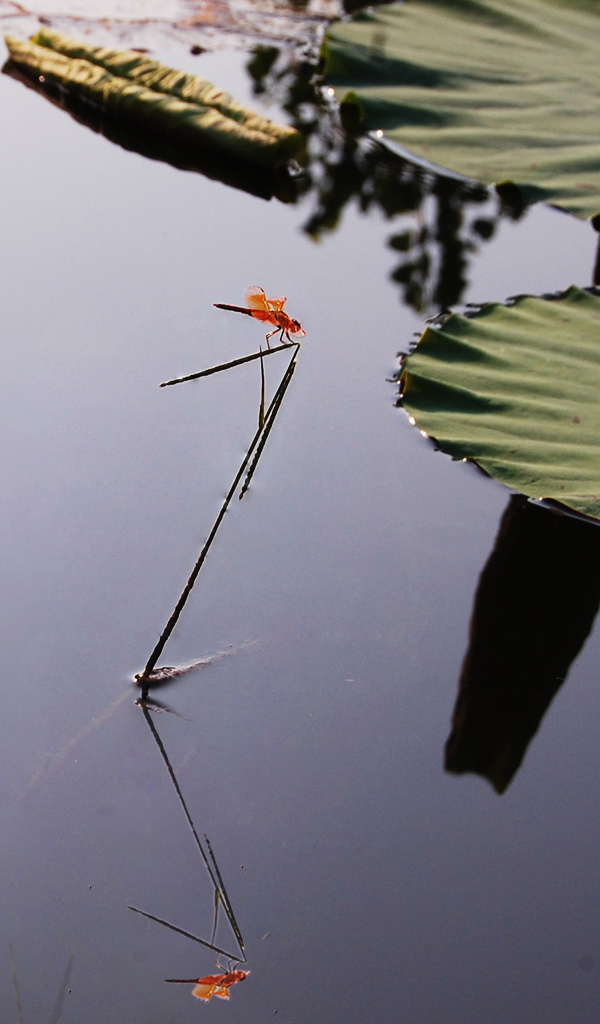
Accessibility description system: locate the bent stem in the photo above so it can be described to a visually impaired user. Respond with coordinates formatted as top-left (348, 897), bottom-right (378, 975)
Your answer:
top-left (139, 342), bottom-right (299, 683)
top-left (259, 345), bottom-right (265, 429)
top-left (240, 349), bottom-right (297, 500)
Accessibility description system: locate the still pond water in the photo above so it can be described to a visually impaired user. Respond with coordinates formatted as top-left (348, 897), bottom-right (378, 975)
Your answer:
top-left (1, 11), bottom-right (600, 1024)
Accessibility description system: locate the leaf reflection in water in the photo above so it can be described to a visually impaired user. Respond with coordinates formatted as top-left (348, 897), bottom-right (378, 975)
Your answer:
top-left (446, 495), bottom-right (600, 793)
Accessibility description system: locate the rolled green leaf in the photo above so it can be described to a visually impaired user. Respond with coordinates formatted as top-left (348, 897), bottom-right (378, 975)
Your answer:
top-left (5, 30), bottom-right (302, 166)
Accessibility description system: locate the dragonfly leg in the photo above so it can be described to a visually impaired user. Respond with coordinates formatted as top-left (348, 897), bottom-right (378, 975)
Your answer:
top-left (265, 327), bottom-right (281, 349)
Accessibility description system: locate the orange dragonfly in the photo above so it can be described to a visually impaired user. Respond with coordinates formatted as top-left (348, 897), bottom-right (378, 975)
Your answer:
top-left (215, 286), bottom-right (306, 347)
top-left (165, 961), bottom-right (250, 1002)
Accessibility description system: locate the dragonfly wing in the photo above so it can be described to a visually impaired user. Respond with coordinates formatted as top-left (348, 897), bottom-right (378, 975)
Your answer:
top-left (244, 286), bottom-right (270, 311)
top-left (192, 982), bottom-right (220, 1001)
top-left (213, 986), bottom-right (231, 1000)
top-left (244, 286), bottom-right (277, 324)
top-left (266, 295), bottom-right (287, 311)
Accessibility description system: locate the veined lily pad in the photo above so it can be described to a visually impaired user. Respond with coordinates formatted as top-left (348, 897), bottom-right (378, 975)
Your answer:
top-left (401, 286), bottom-right (600, 521)
top-left (322, 0), bottom-right (600, 220)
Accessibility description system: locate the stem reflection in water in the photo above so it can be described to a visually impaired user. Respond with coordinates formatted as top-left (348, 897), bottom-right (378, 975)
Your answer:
top-left (9, 942), bottom-right (74, 1024)
top-left (129, 701), bottom-right (246, 964)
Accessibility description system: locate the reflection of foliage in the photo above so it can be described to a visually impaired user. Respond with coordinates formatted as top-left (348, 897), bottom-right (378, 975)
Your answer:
top-left (247, 46), bottom-right (525, 313)
top-left (322, 0), bottom-right (600, 222)
top-left (248, 45), bottom-right (323, 141)
top-left (387, 174), bottom-right (494, 313)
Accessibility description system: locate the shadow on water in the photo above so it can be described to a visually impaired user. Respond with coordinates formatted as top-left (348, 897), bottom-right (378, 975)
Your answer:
top-left (446, 495), bottom-right (600, 794)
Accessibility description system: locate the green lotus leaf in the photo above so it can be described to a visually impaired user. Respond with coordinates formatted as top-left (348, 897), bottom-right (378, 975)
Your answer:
top-left (401, 286), bottom-right (600, 520)
top-left (322, 0), bottom-right (600, 219)
top-left (4, 29), bottom-right (301, 166)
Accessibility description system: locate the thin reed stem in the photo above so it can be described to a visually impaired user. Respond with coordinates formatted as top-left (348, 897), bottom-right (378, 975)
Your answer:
top-left (128, 907), bottom-right (241, 962)
top-left (259, 346), bottom-right (265, 429)
top-left (160, 343), bottom-right (291, 387)
top-left (139, 344), bottom-right (299, 682)
top-left (240, 353), bottom-right (297, 500)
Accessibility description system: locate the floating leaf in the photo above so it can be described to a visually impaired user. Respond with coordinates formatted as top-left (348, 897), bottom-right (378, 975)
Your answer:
top-left (322, 0), bottom-right (600, 219)
top-left (401, 286), bottom-right (600, 521)
top-left (4, 29), bottom-right (302, 166)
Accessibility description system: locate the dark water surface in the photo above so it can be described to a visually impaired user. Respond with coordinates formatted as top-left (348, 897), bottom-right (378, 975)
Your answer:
top-left (1, 30), bottom-right (600, 1024)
